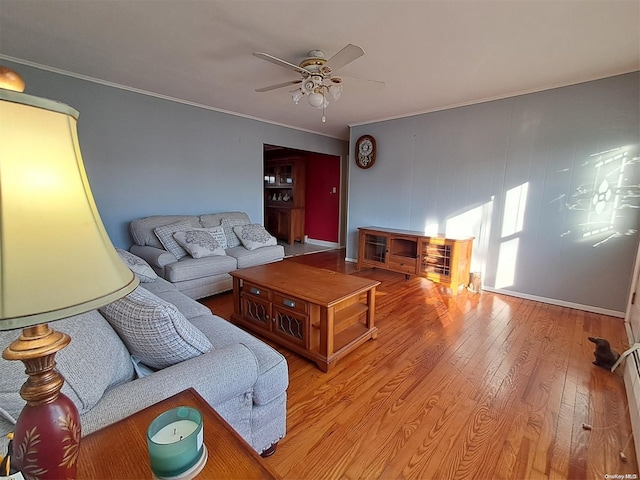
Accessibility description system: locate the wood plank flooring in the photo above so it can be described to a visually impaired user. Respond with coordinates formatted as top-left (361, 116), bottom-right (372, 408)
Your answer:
top-left (201, 249), bottom-right (638, 480)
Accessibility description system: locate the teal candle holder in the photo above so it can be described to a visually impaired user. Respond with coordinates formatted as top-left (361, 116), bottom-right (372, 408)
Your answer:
top-left (147, 406), bottom-right (207, 479)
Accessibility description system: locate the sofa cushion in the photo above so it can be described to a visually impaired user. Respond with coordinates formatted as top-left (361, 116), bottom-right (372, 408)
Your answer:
top-left (99, 287), bottom-right (212, 369)
top-left (221, 217), bottom-right (250, 248)
top-left (149, 289), bottom-right (212, 320)
top-left (154, 220), bottom-right (194, 259)
top-left (78, 344), bottom-right (259, 438)
top-left (233, 224), bottom-right (277, 251)
top-left (168, 275), bottom-right (234, 300)
top-left (226, 244), bottom-right (285, 269)
top-left (164, 254), bottom-right (237, 283)
top-left (0, 310), bottom-right (135, 420)
top-left (173, 229), bottom-right (227, 258)
top-left (140, 276), bottom-right (177, 296)
top-left (116, 248), bottom-right (158, 283)
top-left (130, 215), bottom-right (201, 249)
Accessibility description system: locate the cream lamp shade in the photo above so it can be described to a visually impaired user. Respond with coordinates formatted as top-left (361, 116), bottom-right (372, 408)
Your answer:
top-left (0, 88), bottom-right (139, 330)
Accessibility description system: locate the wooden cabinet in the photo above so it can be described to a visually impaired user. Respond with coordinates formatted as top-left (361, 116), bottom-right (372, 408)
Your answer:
top-left (358, 227), bottom-right (474, 295)
top-left (264, 157), bottom-right (305, 244)
top-left (265, 207), bottom-right (305, 245)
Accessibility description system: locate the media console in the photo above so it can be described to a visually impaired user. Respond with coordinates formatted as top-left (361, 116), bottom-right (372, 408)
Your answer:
top-left (357, 226), bottom-right (474, 295)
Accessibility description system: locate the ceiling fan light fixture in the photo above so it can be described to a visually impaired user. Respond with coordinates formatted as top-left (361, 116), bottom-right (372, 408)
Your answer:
top-left (302, 79), bottom-right (315, 93)
top-left (291, 89), bottom-right (304, 104)
top-left (329, 84), bottom-right (343, 101)
top-left (307, 91), bottom-right (325, 108)
top-left (254, 44), bottom-right (376, 122)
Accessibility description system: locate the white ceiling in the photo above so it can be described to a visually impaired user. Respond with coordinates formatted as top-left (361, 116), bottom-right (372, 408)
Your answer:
top-left (1, 1), bottom-right (638, 140)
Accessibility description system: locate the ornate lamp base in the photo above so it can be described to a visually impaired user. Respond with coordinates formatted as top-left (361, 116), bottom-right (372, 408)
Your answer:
top-left (13, 394), bottom-right (80, 479)
top-left (2, 324), bottom-right (81, 479)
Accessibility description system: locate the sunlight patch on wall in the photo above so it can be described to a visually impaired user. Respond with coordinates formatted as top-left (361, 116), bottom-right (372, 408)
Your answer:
top-left (563, 145), bottom-right (639, 247)
top-left (502, 182), bottom-right (529, 237)
top-left (446, 206), bottom-right (483, 239)
top-left (423, 221), bottom-right (440, 237)
top-left (445, 204), bottom-right (488, 274)
top-left (495, 182), bottom-right (530, 289)
top-left (495, 238), bottom-right (520, 289)
top-left (424, 220), bottom-right (441, 237)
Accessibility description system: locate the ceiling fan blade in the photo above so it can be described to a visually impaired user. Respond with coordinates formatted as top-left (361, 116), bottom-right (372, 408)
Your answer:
top-left (255, 80), bottom-right (302, 93)
top-left (326, 44), bottom-right (365, 71)
top-left (341, 76), bottom-right (386, 92)
top-left (253, 52), bottom-right (311, 76)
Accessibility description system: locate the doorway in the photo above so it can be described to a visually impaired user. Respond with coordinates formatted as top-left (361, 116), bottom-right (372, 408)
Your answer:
top-left (263, 144), bottom-right (342, 253)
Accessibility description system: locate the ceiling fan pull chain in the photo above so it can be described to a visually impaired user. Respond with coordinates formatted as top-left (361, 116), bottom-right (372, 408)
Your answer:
top-left (321, 88), bottom-right (326, 123)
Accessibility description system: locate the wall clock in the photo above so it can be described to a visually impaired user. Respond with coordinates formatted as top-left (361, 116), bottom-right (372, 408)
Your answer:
top-left (355, 135), bottom-right (376, 169)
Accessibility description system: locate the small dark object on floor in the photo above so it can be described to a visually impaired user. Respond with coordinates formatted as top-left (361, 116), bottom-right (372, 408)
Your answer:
top-left (588, 336), bottom-right (620, 370)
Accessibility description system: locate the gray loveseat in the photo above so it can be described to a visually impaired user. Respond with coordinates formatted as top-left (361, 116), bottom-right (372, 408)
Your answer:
top-left (130, 211), bottom-right (285, 299)
top-left (0, 253), bottom-right (289, 457)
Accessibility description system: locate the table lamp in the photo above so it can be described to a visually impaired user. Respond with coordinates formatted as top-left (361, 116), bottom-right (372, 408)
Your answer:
top-left (0, 67), bottom-right (139, 479)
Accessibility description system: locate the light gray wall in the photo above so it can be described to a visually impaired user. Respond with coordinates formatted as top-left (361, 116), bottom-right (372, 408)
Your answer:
top-left (8, 60), bottom-right (638, 313)
top-left (349, 72), bottom-right (640, 313)
top-left (5, 60), bottom-right (348, 248)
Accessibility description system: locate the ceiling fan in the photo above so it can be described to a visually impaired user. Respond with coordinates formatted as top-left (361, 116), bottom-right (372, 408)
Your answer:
top-left (253, 44), bottom-right (384, 122)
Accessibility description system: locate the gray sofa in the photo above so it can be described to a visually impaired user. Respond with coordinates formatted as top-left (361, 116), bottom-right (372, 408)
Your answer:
top-left (0, 257), bottom-right (289, 456)
top-left (130, 211), bottom-right (285, 299)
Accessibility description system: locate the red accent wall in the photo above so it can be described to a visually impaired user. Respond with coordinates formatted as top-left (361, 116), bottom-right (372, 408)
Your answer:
top-left (305, 153), bottom-right (340, 242)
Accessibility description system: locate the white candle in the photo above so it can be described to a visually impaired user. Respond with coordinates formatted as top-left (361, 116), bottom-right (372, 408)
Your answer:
top-left (150, 419), bottom-right (198, 445)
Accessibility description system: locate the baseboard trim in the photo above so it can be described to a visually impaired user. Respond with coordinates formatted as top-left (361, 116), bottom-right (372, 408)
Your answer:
top-left (306, 238), bottom-right (341, 248)
top-left (482, 286), bottom-right (624, 317)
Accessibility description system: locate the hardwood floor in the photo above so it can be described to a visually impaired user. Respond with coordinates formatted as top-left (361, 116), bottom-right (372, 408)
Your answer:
top-left (201, 250), bottom-right (638, 480)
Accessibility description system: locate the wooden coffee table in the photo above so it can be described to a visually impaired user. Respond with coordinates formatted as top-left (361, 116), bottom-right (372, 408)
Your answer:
top-left (230, 261), bottom-right (380, 372)
top-left (77, 388), bottom-right (278, 479)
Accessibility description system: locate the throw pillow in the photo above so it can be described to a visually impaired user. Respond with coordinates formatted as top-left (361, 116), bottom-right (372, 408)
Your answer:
top-left (99, 287), bottom-right (212, 369)
top-left (116, 248), bottom-right (158, 283)
top-left (221, 217), bottom-right (250, 248)
top-left (153, 220), bottom-right (194, 259)
top-left (233, 224), bottom-right (277, 251)
top-left (206, 225), bottom-right (228, 248)
top-left (195, 225), bottom-right (227, 249)
top-left (173, 230), bottom-right (226, 259)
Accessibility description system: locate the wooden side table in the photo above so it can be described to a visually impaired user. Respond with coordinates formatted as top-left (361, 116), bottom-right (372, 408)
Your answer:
top-left (78, 388), bottom-right (278, 479)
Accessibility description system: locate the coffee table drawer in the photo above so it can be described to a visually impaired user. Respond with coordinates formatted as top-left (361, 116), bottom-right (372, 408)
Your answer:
top-left (242, 281), bottom-right (271, 300)
top-left (273, 293), bottom-right (308, 314)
